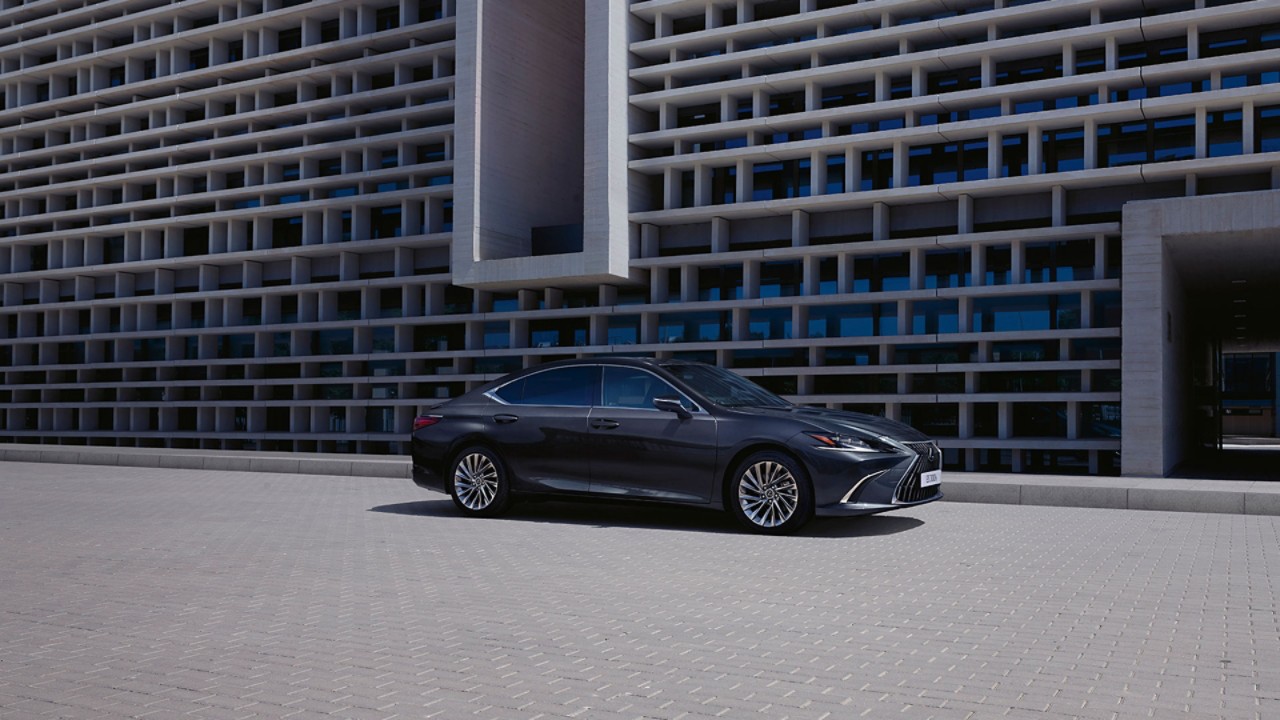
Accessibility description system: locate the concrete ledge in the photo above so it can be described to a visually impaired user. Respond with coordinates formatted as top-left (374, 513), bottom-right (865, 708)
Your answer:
top-left (942, 478), bottom-right (1022, 505)
top-left (249, 458), bottom-right (301, 474)
top-left (1020, 480), bottom-right (1130, 510)
top-left (0, 445), bottom-right (1275, 515)
top-left (1245, 490), bottom-right (1280, 515)
top-left (1128, 487), bottom-right (1246, 515)
top-left (0, 443), bottom-right (410, 480)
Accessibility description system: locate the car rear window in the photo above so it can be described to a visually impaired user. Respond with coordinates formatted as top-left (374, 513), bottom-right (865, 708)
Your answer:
top-left (493, 366), bottom-right (597, 407)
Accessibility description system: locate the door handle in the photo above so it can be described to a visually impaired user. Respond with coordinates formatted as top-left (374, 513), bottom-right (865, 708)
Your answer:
top-left (590, 418), bottom-right (620, 430)
top-left (493, 414), bottom-right (519, 424)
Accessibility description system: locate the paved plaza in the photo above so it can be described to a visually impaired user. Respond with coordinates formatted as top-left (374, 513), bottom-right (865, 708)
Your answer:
top-left (1, 462), bottom-right (1278, 720)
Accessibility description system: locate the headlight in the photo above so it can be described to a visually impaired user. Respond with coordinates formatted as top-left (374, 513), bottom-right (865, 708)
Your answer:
top-left (805, 432), bottom-right (894, 453)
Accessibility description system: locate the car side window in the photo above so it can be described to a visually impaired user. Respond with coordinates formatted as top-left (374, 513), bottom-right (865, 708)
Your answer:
top-left (602, 367), bottom-right (695, 411)
top-left (493, 366), bottom-right (597, 407)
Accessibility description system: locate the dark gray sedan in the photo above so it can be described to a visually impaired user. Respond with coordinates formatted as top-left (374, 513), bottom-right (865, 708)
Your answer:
top-left (410, 358), bottom-right (941, 534)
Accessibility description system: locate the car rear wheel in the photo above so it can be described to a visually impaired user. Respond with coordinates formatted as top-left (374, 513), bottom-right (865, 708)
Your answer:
top-left (729, 451), bottom-right (813, 535)
top-left (449, 446), bottom-right (511, 517)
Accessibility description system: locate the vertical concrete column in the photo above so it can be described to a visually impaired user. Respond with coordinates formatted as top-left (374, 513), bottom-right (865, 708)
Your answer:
top-left (736, 159), bottom-right (751, 202)
top-left (743, 260), bottom-right (760, 299)
top-left (892, 140), bottom-right (907, 188)
top-left (792, 305), bottom-right (809, 340)
top-left (809, 151), bottom-right (826, 196)
top-left (1243, 100), bottom-right (1255, 154)
top-left (711, 217), bottom-right (730, 253)
top-left (650, 267), bottom-right (669, 304)
top-left (1052, 185), bottom-right (1067, 227)
top-left (681, 265), bottom-right (699, 303)
top-left (1120, 202), bottom-right (1169, 476)
top-left (837, 254), bottom-right (855, 295)
top-left (1028, 125), bottom-right (1043, 175)
top-left (694, 165), bottom-right (712, 207)
top-left (909, 248), bottom-right (924, 291)
top-left (958, 194), bottom-right (974, 234)
top-left (1084, 118), bottom-right (1097, 169)
top-left (663, 167), bottom-right (680, 210)
top-left (872, 203), bottom-right (889, 241)
top-left (1062, 44), bottom-right (1076, 77)
top-left (845, 147), bottom-right (860, 192)
top-left (1011, 241), bottom-right (1025, 284)
top-left (791, 210), bottom-right (809, 247)
top-left (802, 256), bottom-right (820, 296)
top-left (1195, 106), bottom-right (1208, 159)
top-left (988, 131), bottom-right (1000, 179)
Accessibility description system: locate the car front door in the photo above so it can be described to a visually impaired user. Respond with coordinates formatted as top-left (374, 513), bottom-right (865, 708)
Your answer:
top-left (485, 365), bottom-right (597, 494)
top-left (587, 366), bottom-right (718, 502)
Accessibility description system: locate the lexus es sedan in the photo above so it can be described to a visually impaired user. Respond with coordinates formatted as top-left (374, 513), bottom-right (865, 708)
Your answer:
top-left (409, 358), bottom-right (941, 534)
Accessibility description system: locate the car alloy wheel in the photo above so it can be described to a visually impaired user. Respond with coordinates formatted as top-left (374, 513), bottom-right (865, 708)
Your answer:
top-left (450, 447), bottom-right (510, 516)
top-left (730, 451), bottom-right (813, 534)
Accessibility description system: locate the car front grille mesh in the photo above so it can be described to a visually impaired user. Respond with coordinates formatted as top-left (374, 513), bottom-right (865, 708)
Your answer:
top-left (895, 441), bottom-right (942, 504)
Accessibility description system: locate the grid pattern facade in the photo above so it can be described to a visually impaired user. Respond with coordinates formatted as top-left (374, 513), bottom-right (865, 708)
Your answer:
top-left (1, 0), bottom-right (1279, 472)
top-left (1, 0), bottom-right (459, 454)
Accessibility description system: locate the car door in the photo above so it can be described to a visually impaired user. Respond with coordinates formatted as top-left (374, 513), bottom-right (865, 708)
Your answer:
top-left (485, 365), bottom-right (597, 494)
top-left (587, 365), bottom-right (718, 502)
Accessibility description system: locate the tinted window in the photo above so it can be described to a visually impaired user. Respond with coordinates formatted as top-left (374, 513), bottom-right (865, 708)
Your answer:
top-left (602, 367), bottom-right (694, 410)
top-left (494, 366), bottom-right (596, 406)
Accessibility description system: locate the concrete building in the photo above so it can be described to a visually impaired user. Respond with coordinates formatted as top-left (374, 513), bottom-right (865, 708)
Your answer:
top-left (2, 0), bottom-right (1279, 476)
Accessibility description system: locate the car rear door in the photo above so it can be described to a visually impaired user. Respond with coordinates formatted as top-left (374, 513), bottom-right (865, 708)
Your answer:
top-left (586, 366), bottom-right (718, 502)
top-left (485, 365), bottom-right (597, 494)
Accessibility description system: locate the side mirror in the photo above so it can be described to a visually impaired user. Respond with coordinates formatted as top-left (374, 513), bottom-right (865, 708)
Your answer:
top-left (653, 396), bottom-right (692, 420)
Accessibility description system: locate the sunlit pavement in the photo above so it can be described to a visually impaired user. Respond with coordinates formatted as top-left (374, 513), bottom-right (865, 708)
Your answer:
top-left (1, 461), bottom-right (1278, 719)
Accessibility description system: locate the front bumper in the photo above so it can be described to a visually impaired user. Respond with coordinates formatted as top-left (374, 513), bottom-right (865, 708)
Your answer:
top-left (792, 437), bottom-right (943, 516)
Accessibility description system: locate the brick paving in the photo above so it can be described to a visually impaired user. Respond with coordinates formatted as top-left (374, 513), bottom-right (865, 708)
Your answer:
top-left (0, 461), bottom-right (1278, 720)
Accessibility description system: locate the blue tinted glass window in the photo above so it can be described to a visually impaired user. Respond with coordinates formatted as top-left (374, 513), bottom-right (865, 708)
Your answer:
top-left (497, 366), bottom-right (597, 407)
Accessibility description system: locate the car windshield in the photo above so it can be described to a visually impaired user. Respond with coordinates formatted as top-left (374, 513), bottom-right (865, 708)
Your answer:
top-left (661, 363), bottom-right (792, 409)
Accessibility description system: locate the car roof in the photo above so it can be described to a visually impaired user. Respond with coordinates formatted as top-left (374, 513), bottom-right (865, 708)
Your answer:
top-left (496, 357), bottom-right (709, 381)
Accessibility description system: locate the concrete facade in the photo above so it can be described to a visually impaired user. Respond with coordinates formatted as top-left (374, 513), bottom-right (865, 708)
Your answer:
top-left (1122, 190), bottom-right (1280, 475)
top-left (2, 0), bottom-right (1280, 473)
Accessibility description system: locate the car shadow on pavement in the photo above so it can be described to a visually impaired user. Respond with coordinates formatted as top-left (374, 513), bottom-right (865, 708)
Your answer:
top-left (369, 499), bottom-right (924, 538)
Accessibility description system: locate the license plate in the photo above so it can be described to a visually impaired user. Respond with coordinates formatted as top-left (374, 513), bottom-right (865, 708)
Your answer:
top-left (920, 470), bottom-right (942, 488)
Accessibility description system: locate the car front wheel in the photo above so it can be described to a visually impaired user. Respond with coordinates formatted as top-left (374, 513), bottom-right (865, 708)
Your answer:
top-left (729, 451), bottom-right (813, 535)
top-left (449, 446), bottom-right (511, 517)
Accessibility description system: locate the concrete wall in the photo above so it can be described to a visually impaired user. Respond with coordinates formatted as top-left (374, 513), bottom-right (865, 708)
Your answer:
top-left (475, 0), bottom-right (585, 259)
top-left (1122, 189), bottom-right (1280, 476)
top-left (450, 0), bottom-right (637, 290)
top-left (454, 0), bottom-right (584, 265)
top-left (1120, 202), bottom-right (1169, 476)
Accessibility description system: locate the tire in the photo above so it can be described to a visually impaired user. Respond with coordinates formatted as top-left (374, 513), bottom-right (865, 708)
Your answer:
top-left (728, 451), bottom-right (814, 535)
top-left (448, 446), bottom-right (511, 517)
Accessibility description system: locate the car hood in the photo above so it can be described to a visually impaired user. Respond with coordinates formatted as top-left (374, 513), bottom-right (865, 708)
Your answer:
top-left (735, 405), bottom-right (934, 443)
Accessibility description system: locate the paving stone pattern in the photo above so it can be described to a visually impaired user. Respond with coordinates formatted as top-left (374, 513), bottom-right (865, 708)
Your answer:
top-left (1, 461), bottom-right (1278, 720)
